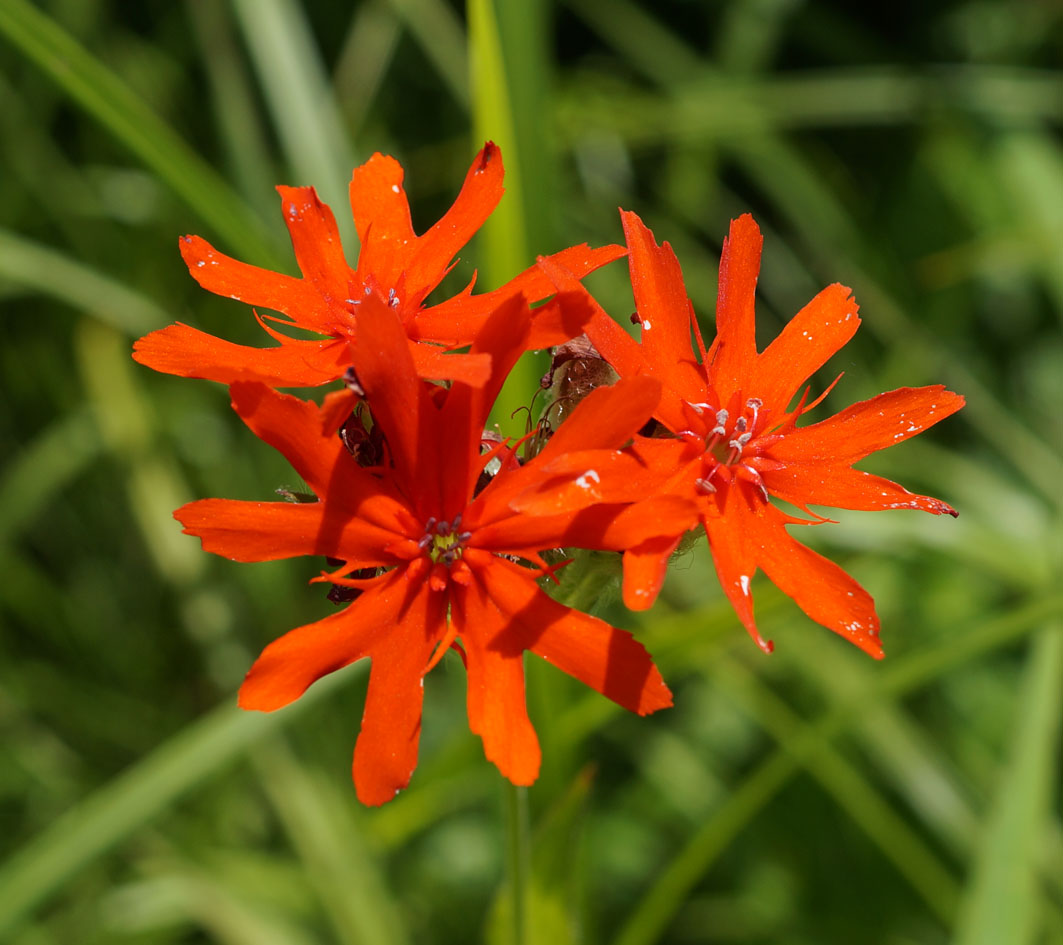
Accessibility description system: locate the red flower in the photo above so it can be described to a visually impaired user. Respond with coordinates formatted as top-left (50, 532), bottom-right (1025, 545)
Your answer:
top-left (534, 212), bottom-right (964, 657)
top-left (176, 292), bottom-right (689, 804)
top-left (134, 143), bottom-right (623, 390)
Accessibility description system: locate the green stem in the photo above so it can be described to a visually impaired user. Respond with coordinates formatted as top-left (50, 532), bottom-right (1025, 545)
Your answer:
top-left (503, 778), bottom-right (530, 945)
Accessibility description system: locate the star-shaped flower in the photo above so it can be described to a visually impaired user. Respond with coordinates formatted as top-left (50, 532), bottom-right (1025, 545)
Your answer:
top-left (177, 291), bottom-right (691, 804)
top-left (534, 212), bottom-right (965, 657)
top-left (134, 143), bottom-right (624, 390)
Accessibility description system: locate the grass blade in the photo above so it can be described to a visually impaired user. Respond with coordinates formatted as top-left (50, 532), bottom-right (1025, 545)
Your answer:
top-left (385, 0), bottom-right (469, 107)
top-left (0, 228), bottom-right (167, 335)
top-left (231, 0), bottom-right (358, 249)
top-left (468, 0), bottom-right (540, 437)
top-left (0, 0), bottom-right (275, 262)
top-left (611, 594), bottom-right (1063, 945)
top-left (952, 626), bottom-right (1063, 945)
top-left (0, 669), bottom-right (359, 940)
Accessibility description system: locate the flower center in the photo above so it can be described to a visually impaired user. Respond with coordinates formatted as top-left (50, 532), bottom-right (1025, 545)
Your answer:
top-left (417, 515), bottom-right (471, 566)
top-left (705, 398), bottom-right (762, 461)
top-left (693, 398), bottom-right (765, 496)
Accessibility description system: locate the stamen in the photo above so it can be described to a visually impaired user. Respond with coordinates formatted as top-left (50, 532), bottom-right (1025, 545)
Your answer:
top-left (728, 431), bottom-right (752, 455)
top-left (711, 408), bottom-right (729, 437)
top-left (746, 398), bottom-right (762, 432)
top-left (694, 477), bottom-right (717, 495)
top-left (742, 464), bottom-right (770, 502)
top-left (419, 515), bottom-right (472, 569)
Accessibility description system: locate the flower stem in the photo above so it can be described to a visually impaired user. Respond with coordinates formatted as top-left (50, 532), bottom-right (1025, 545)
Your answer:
top-left (503, 778), bottom-right (530, 945)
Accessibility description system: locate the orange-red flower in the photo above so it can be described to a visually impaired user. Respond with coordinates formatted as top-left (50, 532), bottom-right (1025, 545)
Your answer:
top-left (134, 143), bottom-right (624, 390)
top-left (534, 212), bottom-right (965, 657)
top-left (177, 291), bottom-right (690, 804)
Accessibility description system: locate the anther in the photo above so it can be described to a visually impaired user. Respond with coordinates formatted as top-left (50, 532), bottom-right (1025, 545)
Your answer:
top-left (417, 534), bottom-right (433, 549)
top-left (457, 531), bottom-right (472, 542)
top-left (746, 397), bottom-right (762, 430)
top-left (694, 477), bottom-right (717, 494)
top-left (712, 408), bottom-right (729, 436)
top-left (437, 521), bottom-right (450, 536)
top-left (734, 417), bottom-right (747, 433)
top-left (424, 517), bottom-right (436, 532)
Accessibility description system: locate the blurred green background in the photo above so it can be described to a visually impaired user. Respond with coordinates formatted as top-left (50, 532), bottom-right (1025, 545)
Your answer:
top-left (1, 0), bottom-right (1061, 943)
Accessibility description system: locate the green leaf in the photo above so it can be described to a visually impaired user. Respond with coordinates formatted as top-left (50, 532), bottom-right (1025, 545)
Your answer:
top-left (952, 626), bottom-right (1063, 945)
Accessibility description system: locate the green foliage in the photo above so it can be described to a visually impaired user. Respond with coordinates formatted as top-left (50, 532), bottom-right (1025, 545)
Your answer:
top-left (1, 1), bottom-right (1060, 944)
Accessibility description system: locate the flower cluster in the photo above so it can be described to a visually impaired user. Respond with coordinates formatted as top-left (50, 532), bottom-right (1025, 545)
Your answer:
top-left (136, 144), bottom-right (963, 804)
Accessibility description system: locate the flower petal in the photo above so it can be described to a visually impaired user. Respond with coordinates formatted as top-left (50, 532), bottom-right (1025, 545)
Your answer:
top-left (702, 491), bottom-right (772, 654)
top-left (537, 257), bottom-right (648, 381)
top-left (403, 142), bottom-right (504, 299)
top-left (508, 241), bottom-right (627, 307)
top-left (535, 376), bottom-right (662, 465)
top-left (621, 210), bottom-right (708, 404)
top-left (133, 323), bottom-right (349, 386)
top-left (352, 291), bottom-right (435, 506)
top-left (770, 386), bottom-right (966, 464)
top-left (509, 450), bottom-right (662, 514)
top-left (228, 382), bottom-right (346, 496)
top-left (726, 492), bottom-right (884, 657)
top-left (239, 569), bottom-right (406, 712)
top-left (175, 498), bottom-right (399, 565)
top-left (706, 214), bottom-right (762, 405)
top-left (436, 294), bottom-right (533, 516)
top-left (761, 463), bottom-right (958, 516)
top-left (179, 235), bottom-right (327, 328)
top-left (353, 575), bottom-right (446, 805)
top-left (277, 186), bottom-right (352, 307)
top-left (349, 153), bottom-right (417, 287)
top-left (622, 534), bottom-right (683, 611)
top-left (472, 492), bottom-right (696, 555)
top-left (410, 243), bottom-right (624, 348)
top-left (453, 568), bottom-right (541, 785)
top-left (476, 554), bottom-right (672, 716)
top-left (227, 383), bottom-right (418, 536)
top-left (409, 345), bottom-right (492, 387)
top-left (752, 283), bottom-right (860, 415)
